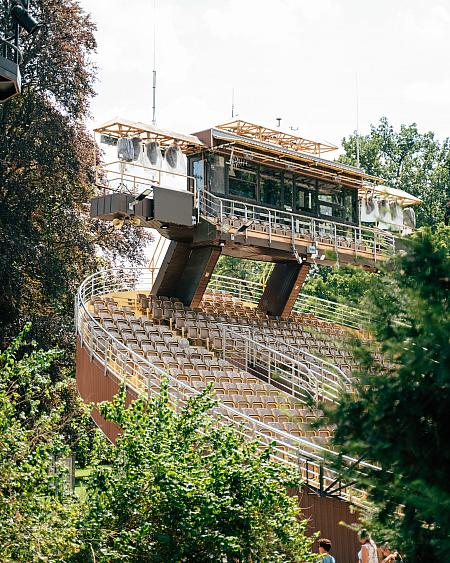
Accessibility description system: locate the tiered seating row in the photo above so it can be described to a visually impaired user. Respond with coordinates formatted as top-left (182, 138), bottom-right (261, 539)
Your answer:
top-left (88, 295), bottom-right (332, 445)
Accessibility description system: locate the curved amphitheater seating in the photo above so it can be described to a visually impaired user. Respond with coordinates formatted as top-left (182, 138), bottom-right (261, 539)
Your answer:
top-left (90, 293), bottom-right (334, 446)
top-left (201, 292), bottom-right (359, 372)
top-left (77, 271), bottom-right (374, 508)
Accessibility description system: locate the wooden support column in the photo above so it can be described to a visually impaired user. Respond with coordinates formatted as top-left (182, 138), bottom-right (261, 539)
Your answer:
top-left (258, 261), bottom-right (311, 318)
top-left (176, 246), bottom-right (222, 307)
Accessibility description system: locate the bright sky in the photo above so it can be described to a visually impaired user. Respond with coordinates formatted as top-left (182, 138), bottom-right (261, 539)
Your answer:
top-left (79, 0), bottom-right (450, 148)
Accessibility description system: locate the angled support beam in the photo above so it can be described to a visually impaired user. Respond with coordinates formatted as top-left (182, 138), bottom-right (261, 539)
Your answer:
top-left (177, 246), bottom-right (222, 307)
top-left (258, 261), bottom-right (311, 318)
top-left (151, 240), bottom-right (191, 297)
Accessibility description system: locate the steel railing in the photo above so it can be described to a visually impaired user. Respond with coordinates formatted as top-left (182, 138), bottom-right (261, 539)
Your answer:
top-left (76, 267), bottom-right (375, 506)
top-left (200, 190), bottom-right (396, 263)
top-left (219, 325), bottom-right (351, 404)
top-left (95, 160), bottom-right (196, 196)
top-left (207, 273), bottom-right (366, 330)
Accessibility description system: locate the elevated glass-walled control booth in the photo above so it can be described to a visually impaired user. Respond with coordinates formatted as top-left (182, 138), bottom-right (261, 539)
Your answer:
top-left (90, 118), bottom-right (421, 269)
top-left (189, 121), bottom-right (420, 235)
top-left (189, 152), bottom-right (359, 225)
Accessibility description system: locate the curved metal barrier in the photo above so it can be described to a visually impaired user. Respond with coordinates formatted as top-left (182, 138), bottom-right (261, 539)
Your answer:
top-left (219, 325), bottom-right (351, 404)
top-left (207, 273), bottom-right (366, 330)
top-left (76, 267), bottom-right (376, 507)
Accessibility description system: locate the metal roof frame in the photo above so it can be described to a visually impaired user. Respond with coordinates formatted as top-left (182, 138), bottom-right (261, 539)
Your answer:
top-left (94, 117), bottom-right (205, 154)
top-left (216, 119), bottom-right (337, 155)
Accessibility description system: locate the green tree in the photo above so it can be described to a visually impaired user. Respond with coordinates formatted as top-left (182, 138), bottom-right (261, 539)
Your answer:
top-left (340, 118), bottom-right (450, 227)
top-left (0, 328), bottom-right (83, 561)
top-left (76, 383), bottom-right (316, 562)
top-left (327, 227), bottom-right (450, 562)
top-left (302, 264), bottom-right (377, 306)
top-left (0, 0), bottom-right (148, 352)
top-left (214, 255), bottom-right (271, 283)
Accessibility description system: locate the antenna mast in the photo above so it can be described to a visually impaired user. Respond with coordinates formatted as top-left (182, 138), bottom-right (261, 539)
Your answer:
top-left (152, 0), bottom-right (157, 125)
top-left (355, 72), bottom-right (360, 168)
top-left (231, 88), bottom-right (235, 118)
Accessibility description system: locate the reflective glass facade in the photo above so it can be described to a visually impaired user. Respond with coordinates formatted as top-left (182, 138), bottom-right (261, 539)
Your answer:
top-left (190, 152), bottom-right (359, 225)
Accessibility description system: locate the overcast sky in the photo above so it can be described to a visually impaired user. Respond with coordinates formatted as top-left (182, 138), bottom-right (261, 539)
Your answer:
top-left (79, 0), bottom-right (450, 148)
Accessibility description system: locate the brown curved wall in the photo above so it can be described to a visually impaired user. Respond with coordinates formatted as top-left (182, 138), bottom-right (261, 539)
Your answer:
top-left (76, 338), bottom-right (359, 560)
top-left (76, 338), bottom-right (138, 442)
top-left (299, 489), bottom-right (359, 562)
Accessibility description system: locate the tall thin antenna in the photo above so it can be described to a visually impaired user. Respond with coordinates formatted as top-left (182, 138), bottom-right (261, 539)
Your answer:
top-left (355, 72), bottom-right (360, 168)
top-left (152, 0), bottom-right (157, 125)
top-left (231, 88), bottom-right (235, 118)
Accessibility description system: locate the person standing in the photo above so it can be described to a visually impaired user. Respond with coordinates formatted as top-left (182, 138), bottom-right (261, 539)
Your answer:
top-left (357, 529), bottom-right (378, 563)
top-left (317, 538), bottom-right (335, 563)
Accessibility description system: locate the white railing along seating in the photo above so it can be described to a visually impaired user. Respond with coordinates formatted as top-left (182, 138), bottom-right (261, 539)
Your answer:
top-left (207, 273), bottom-right (366, 330)
top-left (219, 325), bottom-right (350, 404)
top-left (76, 268), bottom-right (375, 507)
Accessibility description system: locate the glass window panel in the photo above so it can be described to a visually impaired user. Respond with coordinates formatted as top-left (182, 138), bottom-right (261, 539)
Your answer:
top-left (319, 204), bottom-right (333, 216)
top-left (228, 161), bottom-right (257, 200)
top-left (260, 166), bottom-right (282, 207)
top-left (207, 153), bottom-right (225, 194)
top-left (298, 190), bottom-right (305, 208)
top-left (193, 159), bottom-right (204, 193)
top-left (283, 174), bottom-right (293, 209)
top-left (343, 189), bottom-right (357, 223)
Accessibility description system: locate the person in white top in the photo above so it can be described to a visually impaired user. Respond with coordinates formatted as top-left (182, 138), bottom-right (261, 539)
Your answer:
top-left (357, 529), bottom-right (378, 563)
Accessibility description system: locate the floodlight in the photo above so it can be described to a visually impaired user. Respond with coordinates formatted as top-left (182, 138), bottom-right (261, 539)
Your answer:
top-left (10, 2), bottom-right (41, 35)
top-left (236, 219), bottom-right (254, 233)
top-left (128, 187), bottom-right (153, 210)
top-left (135, 188), bottom-right (153, 202)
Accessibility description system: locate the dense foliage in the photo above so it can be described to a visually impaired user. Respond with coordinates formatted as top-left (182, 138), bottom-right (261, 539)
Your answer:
top-left (0, 328), bottom-right (82, 561)
top-left (75, 383), bottom-right (316, 563)
top-left (302, 264), bottom-right (377, 305)
top-left (214, 255), bottom-right (271, 283)
top-left (0, 0), bottom-right (148, 352)
top-left (328, 227), bottom-right (450, 562)
top-left (340, 117), bottom-right (450, 227)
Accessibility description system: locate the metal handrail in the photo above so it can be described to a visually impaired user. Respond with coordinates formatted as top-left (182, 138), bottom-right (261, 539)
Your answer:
top-left (223, 323), bottom-right (351, 385)
top-left (219, 325), bottom-right (350, 404)
top-left (0, 36), bottom-right (23, 64)
top-left (75, 267), bottom-right (376, 506)
top-left (95, 160), bottom-right (197, 196)
top-left (200, 190), bottom-right (396, 263)
top-left (207, 273), bottom-right (366, 330)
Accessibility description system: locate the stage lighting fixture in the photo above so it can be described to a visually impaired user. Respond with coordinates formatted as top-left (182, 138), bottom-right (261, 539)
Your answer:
top-left (10, 2), bottom-right (42, 35)
top-left (128, 187), bottom-right (153, 210)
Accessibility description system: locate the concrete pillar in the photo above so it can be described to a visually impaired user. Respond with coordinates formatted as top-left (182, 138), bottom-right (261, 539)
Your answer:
top-left (258, 261), bottom-right (311, 318)
top-left (177, 246), bottom-right (222, 307)
top-left (151, 240), bottom-right (191, 297)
